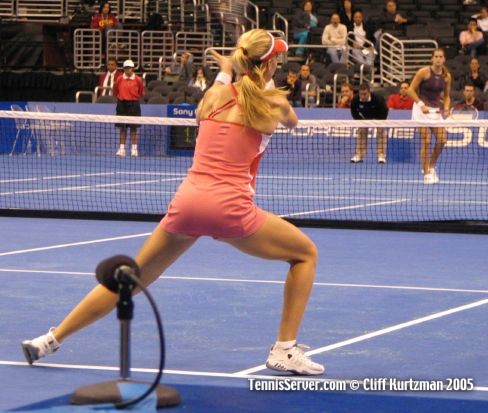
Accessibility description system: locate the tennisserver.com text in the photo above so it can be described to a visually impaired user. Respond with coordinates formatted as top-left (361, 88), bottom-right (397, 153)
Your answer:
top-left (248, 378), bottom-right (474, 392)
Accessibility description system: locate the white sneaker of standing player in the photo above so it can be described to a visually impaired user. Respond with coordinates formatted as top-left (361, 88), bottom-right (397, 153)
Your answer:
top-left (116, 146), bottom-right (126, 157)
top-left (21, 328), bottom-right (60, 365)
top-left (266, 344), bottom-right (325, 375)
top-left (429, 168), bottom-right (439, 183)
top-left (423, 170), bottom-right (435, 184)
top-left (131, 145), bottom-right (138, 157)
top-left (350, 154), bottom-right (363, 163)
top-left (377, 155), bottom-right (386, 164)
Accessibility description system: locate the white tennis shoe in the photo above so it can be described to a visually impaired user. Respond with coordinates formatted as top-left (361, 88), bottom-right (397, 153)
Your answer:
top-left (350, 154), bottom-right (363, 163)
top-left (266, 344), bottom-right (325, 375)
top-left (430, 168), bottom-right (439, 183)
top-left (116, 147), bottom-right (126, 157)
top-left (21, 328), bottom-right (60, 365)
top-left (423, 168), bottom-right (439, 185)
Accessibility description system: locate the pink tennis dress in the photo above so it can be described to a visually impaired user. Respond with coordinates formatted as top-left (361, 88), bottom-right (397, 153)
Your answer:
top-left (160, 85), bottom-right (270, 238)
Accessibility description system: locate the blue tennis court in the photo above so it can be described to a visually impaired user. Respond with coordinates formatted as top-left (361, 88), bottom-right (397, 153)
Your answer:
top-left (0, 217), bottom-right (487, 412)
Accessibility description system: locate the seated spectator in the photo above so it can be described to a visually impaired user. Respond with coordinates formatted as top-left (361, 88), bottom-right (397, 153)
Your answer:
top-left (472, 6), bottom-right (488, 36)
top-left (98, 58), bottom-right (122, 96)
top-left (459, 57), bottom-right (488, 91)
top-left (165, 51), bottom-right (195, 82)
top-left (190, 67), bottom-right (208, 91)
top-left (459, 19), bottom-right (484, 58)
top-left (372, 0), bottom-right (414, 42)
top-left (337, 0), bottom-right (356, 32)
top-left (453, 83), bottom-right (484, 112)
top-left (90, 2), bottom-right (121, 33)
top-left (298, 64), bottom-right (318, 106)
top-left (278, 70), bottom-right (302, 107)
top-left (292, 1), bottom-right (318, 58)
top-left (322, 13), bottom-right (348, 63)
top-left (350, 82), bottom-right (389, 164)
top-left (350, 10), bottom-right (376, 67)
top-left (387, 81), bottom-right (414, 109)
top-left (337, 82), bottom-right (354, 108)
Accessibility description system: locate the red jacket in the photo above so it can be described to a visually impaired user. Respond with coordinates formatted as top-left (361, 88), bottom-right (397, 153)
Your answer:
top-left (113, 74), bottom-right (144, 101)
top-left (98, 70), bottom-right (123, 95)
top-left (91, 13), bottom-right (118, 30)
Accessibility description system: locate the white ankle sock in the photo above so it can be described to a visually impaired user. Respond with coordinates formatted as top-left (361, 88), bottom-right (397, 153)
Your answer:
top-left (275, 340), bottom-right (296, 350)
top-left (119, 144), bottom-right (125, 149)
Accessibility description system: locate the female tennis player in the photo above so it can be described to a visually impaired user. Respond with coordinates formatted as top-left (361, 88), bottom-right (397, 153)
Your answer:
top-left (408, 48), bottom-right (452, 184)
top-left (21, 29), bottom-right (324, 376)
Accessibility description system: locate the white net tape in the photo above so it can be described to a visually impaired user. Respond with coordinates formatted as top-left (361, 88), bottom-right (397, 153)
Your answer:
top-left (0, 110), bottom-right (486, 129)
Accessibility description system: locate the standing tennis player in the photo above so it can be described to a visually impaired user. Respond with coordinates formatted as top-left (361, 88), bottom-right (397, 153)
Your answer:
top-left (21, 29), bottom-right (324, 376)
top-left (408, 48), bottom-right (452, 184)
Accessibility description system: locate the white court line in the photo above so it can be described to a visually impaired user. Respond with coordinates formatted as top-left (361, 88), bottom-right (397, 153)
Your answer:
top-left (0, 233), bottom-right (150, 257)
top-left (280, 199), bottom-right (408, 218)
top-left (0, 179), bottom-right (177, 196)
top-left (235, 298), bottom-right (488, 376)
top-left (353, 178), bottom-right (488, 186)
top-left (110, 172), bottom-right (335, 181)
top-left (256, 194), bottom-right (397, 201)
top-left (433, 200), bottom-right (488, 206)
top-left (117, 172), bottom-right (186, 177)
top-left (43, 174), bottom-right (106, 181)
top-left (92, 189), bottom-right (177, 195)
top-left (0, 361), bottom-right (486, 392)
top-left (0, 177), bottom-right (38, 183)
top-left (91, 191), bottom-right (398, 201)
top-left (1, 269), bottom-right (487, 295)
top-left (259, 176), bottom-right (333, 180)
top-left (0, 172), bottom-right (116, 183)
top-left (161, 276), bottom-right (488, 295)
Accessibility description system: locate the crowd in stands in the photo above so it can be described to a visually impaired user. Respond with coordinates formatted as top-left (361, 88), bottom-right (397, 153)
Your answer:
top-left (75, 0), bottom-right (488, 110)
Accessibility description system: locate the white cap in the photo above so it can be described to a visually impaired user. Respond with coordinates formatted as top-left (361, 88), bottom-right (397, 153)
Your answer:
top-left (123, 59), bottom-right (135, 68)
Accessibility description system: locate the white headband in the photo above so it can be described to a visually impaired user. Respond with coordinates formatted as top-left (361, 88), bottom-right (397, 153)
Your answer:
top-left (260, 32), bottom-right (276, 61)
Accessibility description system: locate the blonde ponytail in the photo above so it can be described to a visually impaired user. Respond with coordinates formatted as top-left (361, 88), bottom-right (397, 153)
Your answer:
top-left (233, 30), bottom-right (289, 127)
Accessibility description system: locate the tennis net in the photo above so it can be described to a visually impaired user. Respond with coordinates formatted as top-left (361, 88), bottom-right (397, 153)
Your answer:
top-left (1, 109), bottom-right (487, 231)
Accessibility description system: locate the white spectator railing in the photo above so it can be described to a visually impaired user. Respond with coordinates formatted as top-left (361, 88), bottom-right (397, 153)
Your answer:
top-left (75, 90), bottom-right (95, 103)
top-left (245, 1), bottom-right (259, 29)
top-left (346, 31), bottom-right (375, 85)
top-left (272, 12), bottom-right (288, 43)
top-left (0, 0), bottom-right (14, 16)
top-left (106, 29), bottom-right (141, 69)
top-left (16, 0), bottom-right (62, 18)
top-left (120, 0), bottom-right (144, 22)
top-left (193, 1), bottom-right (211, 32)
top-left (73, 28), bottom-right (102, 70)
top-left (141, 30), bottom-right (174, 73)
top-left (380, 32), bottom-right (438, 86)
top-left (66, 0), bottom-right (119, 21)
top-left (175, 31), bottom-right (214, 67)
top-left (206, 0), bottom-right (247, 15)
top-left (203, 46), bottom-right (235, 72)
top-left (216, 11), bottom-right (246, 47)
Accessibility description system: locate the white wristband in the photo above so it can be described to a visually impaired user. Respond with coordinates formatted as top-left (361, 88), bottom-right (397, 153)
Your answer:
top-left (417, 101), bottom-right (425, 107)
top-left (215, 71), bottom-right (232, 85)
